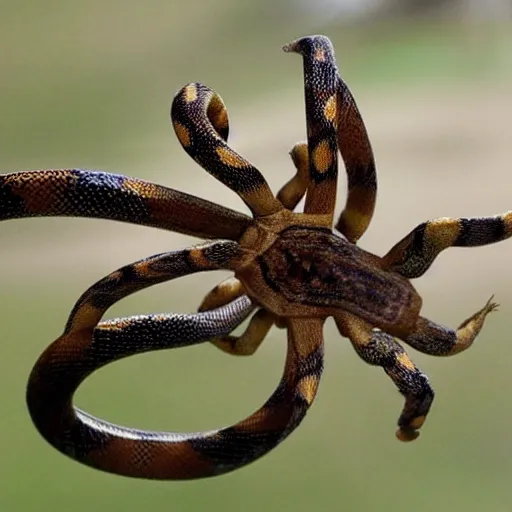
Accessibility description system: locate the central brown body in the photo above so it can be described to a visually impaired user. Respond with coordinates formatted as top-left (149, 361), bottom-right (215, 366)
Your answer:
top-left (235, 211), bottom-right (422, 337)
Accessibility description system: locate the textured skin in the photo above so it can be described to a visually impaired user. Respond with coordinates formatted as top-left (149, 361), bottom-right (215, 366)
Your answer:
top-left (171, 83), bottom-right (283, 218)
top-left (382, 213), bottom-right (512, 278)
top-left (283, 36), bottom-right (377, 241)
top-left (259, 227), bottom-right (421, 336)
top-left (26, 244), bottom-right (323, 479)
top-left (0, 169), bottom-right (250, 240)
top-left (1, 35), bottom-right (510, 478)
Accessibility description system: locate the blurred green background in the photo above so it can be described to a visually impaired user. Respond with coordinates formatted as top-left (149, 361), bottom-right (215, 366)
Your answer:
top-left (1, 1), bottom-right (512, 511)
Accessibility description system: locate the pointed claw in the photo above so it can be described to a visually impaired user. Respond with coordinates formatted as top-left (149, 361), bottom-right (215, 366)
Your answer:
top-left (484, 295), bottom-right (499, 314)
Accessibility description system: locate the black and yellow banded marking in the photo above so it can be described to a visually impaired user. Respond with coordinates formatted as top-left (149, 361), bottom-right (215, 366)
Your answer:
top-left (335, 312), bottom-right (433, 442)
top-left (284, 36), bottom-right (340, 219)
top-left (405, 296), bottom-right (498, 356)
top-left (334, 77), bottom-right (377, 243)
top-left (0, 169), bottom-right (250, 241)
top-left (27, 245), bottom-right (324, 479)
top-left (284, 36), bottom-right (377, 239)
top-left (171, 83), bottom-right (282, 218)
top-left (383, 212), bottom-right (512, 278)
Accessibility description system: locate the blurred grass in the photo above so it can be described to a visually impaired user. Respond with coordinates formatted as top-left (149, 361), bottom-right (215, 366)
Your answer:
top-left (1, 2), bottom-right (512, 512)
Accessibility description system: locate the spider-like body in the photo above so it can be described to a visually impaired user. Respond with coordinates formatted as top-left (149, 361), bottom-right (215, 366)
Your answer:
top-left (1, 35), bottom-right (509, 480)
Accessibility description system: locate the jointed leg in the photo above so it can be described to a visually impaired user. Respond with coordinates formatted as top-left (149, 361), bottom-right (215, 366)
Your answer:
top-left (383, 212), bottom-right (512, 278)
top-left (198, 276), bottom-right (246, 311)
top-left (404, 296), bottom-right (498, 356)
top-left (335, 312), bottom-right (434, 441)
top-left (199, 276), bottom-right (276, 356)
top-left (208, 308), bottom-right (276, 356)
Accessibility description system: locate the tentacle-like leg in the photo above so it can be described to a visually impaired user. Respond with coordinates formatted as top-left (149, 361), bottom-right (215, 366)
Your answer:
top-left (209, 308), bottom-right (276, 356)
top-left (171, 83), bottom-right (283, 218)
top-left (0, 170), bottom-right (250, 240)
top-left (383, 212), bottom-right (512, 278)
top-left (27, 245), bottom-right (324, 479)
top-left (404, 296), bottom-right (498, 356)
top-left (199, 276), bottom-right (247, 311)
top-left (198, 276), bottom-right (276, 356)
top-left (335, 312), bottom-right (434, 442)
top-left (284, 36), bottom-right (377, 239)
top-left (284, 36), bottom-right (339, 223)
top-left (334, 77), bottom-right (377, 243)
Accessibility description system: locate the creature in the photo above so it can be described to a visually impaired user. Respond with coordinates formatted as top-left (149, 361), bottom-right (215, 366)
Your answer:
top-left (1, 35), bottom-right (509, 480)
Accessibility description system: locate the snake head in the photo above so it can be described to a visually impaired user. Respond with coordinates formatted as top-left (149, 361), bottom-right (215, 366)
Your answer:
top-left (282, 35), bottom-right (335, 62)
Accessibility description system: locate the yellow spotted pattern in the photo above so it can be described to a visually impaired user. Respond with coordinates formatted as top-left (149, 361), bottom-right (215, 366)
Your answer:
top-left (69, 303), bottom-right (103, 331)
top-left (216, 146), bottom-right (248, 169)
top-left (314, 47), bottom-right (325, 62)
top-left (184, 83), bottom-right (198, 103)
top-left (100, 318), bottom-right (134, 331)
top-left (396, 352), bottom-right (416, 371)
top-left (297, 376), bottom-right (319, 405)
top-left (173, 121), bottom-right (191, 148)
top-left (339, 207), bottom-right (370, 239)
top-left (323, 95), bottom-right (337, 124)
top-left (311, 140), bottom-right (333, 173)
top-left (207, 95), bottom-right (229, 132)
top-left (189, 247), bottom-right (213, 269)
top-left (123, 178), bottom-right (157, 198)
top-left (410, 415), bottom-right (426, 429)
top-left (425, 218), bottom-right (461, 249)
top-left (502, 211), bottom-right (512, 235)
